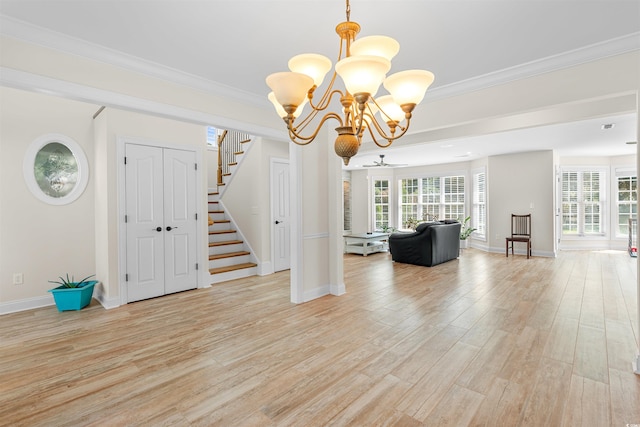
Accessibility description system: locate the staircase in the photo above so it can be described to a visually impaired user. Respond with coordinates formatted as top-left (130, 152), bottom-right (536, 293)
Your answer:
top-left (208, 130), bottom-right (257, 284)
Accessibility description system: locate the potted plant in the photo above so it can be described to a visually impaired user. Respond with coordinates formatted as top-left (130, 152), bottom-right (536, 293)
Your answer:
top-left (459, 216), bottom-right (477, 249)
top-left (379, 224), bottom-right (396, 234)
top-left (405, 217), bottom-right (420, 231)
top-left (48, 274), bottom-right (97, 311)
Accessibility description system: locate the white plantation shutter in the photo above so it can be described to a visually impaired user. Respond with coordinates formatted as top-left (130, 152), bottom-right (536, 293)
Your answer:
top-left (400, 179), bottom-right (419, 228)
top-left (442, 176), bottom-right (465, 220)
top-left (561, 169), bottom-right (605, 236)
top-left (473, 171), bottom-right (486, 238)
top-left (399, 175), bottom-right (465, 228)
top-left (421, 177), bottom-right (441, 219)
top-left (615, 171), bottom-right (637, 236)
top-left (373, 179), bottom-right (390, 231)
top-left (562, 171), bottom-right (579, 234)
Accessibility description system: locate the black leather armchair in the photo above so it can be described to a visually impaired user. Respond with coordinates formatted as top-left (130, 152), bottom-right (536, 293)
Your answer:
top-left (388, 221), bottom-right (461, 267)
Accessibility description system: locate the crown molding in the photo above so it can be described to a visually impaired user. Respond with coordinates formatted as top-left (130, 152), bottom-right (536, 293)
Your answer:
top-left (0, 15), bottom-right (268, 108)
top-left (1, 14), bottom-right (638, 105)
top-left (426, 32), bottom-right (640, 102)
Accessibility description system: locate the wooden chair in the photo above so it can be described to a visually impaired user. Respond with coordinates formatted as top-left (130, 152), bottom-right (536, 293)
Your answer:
top-left (506, 214), bottom-right (531, 258)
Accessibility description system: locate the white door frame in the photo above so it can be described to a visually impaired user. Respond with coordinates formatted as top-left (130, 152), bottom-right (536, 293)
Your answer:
top-left (117, 136), bottom-right (204, 305)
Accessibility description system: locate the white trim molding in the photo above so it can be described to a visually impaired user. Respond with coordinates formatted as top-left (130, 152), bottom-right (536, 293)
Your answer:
top-left (426, 32), bottom-right (640, 102)
top-left (0, 67), bottom-right (286, 141)
top-left (0, 295), bottom-right (54, 315)
top-left (0, 15), bottom-right (266, 108)
top-left (2, 15), bottom-right (638, 105)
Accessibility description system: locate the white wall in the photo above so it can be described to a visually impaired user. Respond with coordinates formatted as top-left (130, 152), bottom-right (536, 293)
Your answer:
top-left (0, 87), bottom-right (97, 310)
top-left (0, 87), bottom-right (209, 313)
top-left (93, 108), bottom-right (207, 304)
top-left (488, 151), bottom-right (555, 256)
top-left (0, 36), bottom-right (281, 138)
top-left (220, 137), bottom-right (288, 270)
top-left (350, 169), bottom-right (370, 234)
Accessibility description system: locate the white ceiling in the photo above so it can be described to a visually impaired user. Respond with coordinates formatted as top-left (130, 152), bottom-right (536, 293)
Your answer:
top-left (1, 0), bottom-right (639, 168)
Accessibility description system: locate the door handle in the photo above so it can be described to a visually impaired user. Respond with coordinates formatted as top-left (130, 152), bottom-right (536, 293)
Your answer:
top-left (155, 227), bottom-right (162, 232)
top-left (275, 220), bottom-right (281, 224)
top-left (166, 226), bottom-right (178, 231)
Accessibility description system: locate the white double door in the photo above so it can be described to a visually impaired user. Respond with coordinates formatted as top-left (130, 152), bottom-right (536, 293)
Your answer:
top-left (125, 144), bottom-right (198, 303)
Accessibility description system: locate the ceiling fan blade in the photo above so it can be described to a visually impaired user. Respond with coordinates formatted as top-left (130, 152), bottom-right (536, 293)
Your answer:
top-left (361, 154), bottom-right (406, 167)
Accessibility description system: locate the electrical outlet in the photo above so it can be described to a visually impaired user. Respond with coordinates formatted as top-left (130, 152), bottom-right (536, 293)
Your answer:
top-left (13, 273), bottom-right (23, 285)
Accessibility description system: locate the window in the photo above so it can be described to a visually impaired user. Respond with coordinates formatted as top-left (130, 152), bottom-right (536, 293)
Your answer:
top-left (443, 176), bottom-right (465, 219)
top-left (473, 171), bottom-right (486, 239)
top-left (400, 178), bottom-right (419, 227)
top-left (421, 177), bottom-right (440, 219)
top-left (561, 169), bottom-right (605, 236)
top-left (616, 174), bottom-right (637, 237)
top-left (206, 126), bottom-right (218, 148)
top-left (399, 175), bottom-right (465, 228)
top-left (373, 179), bottom-right (390, 231)
top-left (343, 172), bottom-right (352, 232)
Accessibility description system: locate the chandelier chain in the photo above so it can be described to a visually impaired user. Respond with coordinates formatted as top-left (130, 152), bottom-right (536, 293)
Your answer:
top-left (346, 0), bottom-right (351, 21)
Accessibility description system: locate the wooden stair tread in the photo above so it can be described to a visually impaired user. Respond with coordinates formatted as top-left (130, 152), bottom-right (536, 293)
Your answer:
top-left (209, 240), bottom-right (243, 247)
top-left (208, 192), bottom-right (219, 196)
top-left (208, 210), bottom-right (224, 214)
top-left (209, 229), bottom-right (236, 235)
top-left (209, 262), bottom-right (257, 275)
top-left (210, 219), bottom-right (231, 224)
top-left (209, 251), bottom-right (250, 261)
top-left (228, 162), bottom-right (238, 166)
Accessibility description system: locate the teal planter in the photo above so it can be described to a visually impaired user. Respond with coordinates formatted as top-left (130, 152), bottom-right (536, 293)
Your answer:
top-left (48, 280), bottom-right (97, 311)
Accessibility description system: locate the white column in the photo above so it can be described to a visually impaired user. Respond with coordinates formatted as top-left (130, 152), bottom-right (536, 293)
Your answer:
top-left (289, 127), bottom-right (344, 302)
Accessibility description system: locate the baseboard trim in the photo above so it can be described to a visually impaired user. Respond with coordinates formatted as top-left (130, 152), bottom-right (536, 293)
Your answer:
top-left (0, 294), bottom-right (54, 315)
top-left (486, 246), bottom-right (556, 258)
top-left (331, 282), bottom-right (346, 296)
top-left (257, 261), bottom-right (274, 276)
top-left (0, 292), bottom-right (119, 314)
top-left (93, 287), bottom-right (120, 310)
top-left (304, 285), bottom-right (330, 302)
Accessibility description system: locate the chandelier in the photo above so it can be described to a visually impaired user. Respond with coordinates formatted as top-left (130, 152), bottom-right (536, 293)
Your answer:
top-left (266, 0), bottom-right (434, 165)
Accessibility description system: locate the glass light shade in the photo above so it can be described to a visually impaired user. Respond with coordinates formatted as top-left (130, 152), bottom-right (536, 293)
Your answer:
top-left (375, 95), bottom-right (405, 122)
top-left (266, 71), bottom-right (314, 107)
top-left (350, 35), bottom-right (399, 61)
top-left (268, 92), bottom-right (307, 118)
top-left (288, 53), bottom-right (332, 87)
top-left (383, 69), bottom-right (435, 106)
top-left (335, 55), bottom-right (391, 96)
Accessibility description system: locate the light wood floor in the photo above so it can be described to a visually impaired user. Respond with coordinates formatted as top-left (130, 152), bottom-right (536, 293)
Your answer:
top-left (1, 249), bottom-right (639, 426)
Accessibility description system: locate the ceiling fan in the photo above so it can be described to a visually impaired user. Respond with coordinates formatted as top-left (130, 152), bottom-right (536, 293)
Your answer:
top-left (362, 154), bottom-right (408, 168)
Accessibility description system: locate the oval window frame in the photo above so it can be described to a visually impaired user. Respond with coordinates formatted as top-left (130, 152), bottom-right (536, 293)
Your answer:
top-left (23, 133), bottom-right (89, 205)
